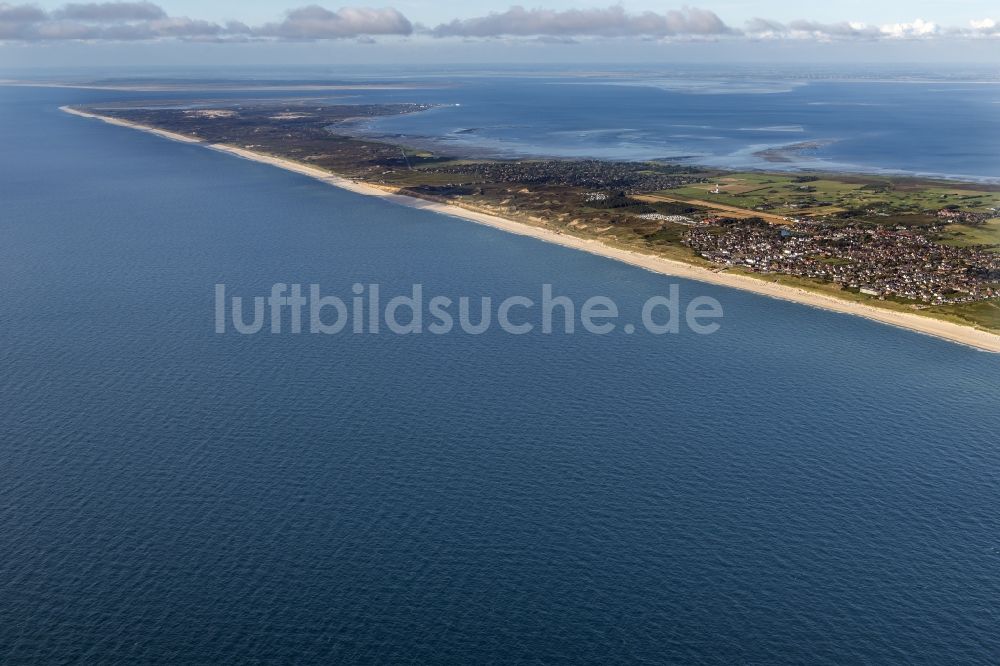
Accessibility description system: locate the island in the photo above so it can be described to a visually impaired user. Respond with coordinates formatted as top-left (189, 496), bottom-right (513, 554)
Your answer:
top-left (61, 99), bottom-right (1000, 351)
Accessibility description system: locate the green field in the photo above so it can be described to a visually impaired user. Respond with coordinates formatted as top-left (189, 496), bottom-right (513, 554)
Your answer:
top-left (937, 218), bottom-right (1000, 250)
top-left (926, 299), bottom-right (1000, 331)
top-left (665, 173), bottom-right (1000, 219)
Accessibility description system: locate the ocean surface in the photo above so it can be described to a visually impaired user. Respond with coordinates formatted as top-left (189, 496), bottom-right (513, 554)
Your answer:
top-left (2, 84), bottom-right (1000, 664)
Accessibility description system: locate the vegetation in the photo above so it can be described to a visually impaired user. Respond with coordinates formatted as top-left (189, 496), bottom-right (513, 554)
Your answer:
top-left (665, 173), bottom-right (1000, 220)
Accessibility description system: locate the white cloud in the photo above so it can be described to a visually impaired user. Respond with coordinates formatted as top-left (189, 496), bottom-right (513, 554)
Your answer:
top-left (430, 6), bottom-right (732, 38)
top-left (54, 2), bottom-right (166, 21)
top-left (742, 16), bottom-right (966, 41)
top-left (968, 18), bottom-right (999, 36)
top-left (0, 2), bottom-right (412, 41)
top-left (788, 20), bottom-right (880, 40)
top-left (879, 18), bottom-right (937, 39)
top-left (257, 5), bottom-right (412, 40)
top-left (0, 3), bottom-right (996, 44)
top-left (0, 2), bottom-right (218, 39)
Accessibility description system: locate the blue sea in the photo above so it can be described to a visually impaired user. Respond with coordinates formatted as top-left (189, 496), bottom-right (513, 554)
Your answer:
top-left (2, 83), bottom-right (1000, 663)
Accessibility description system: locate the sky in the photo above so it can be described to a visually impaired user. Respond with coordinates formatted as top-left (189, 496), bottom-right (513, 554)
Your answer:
top-left (1, 1), bottom-right (999, 69)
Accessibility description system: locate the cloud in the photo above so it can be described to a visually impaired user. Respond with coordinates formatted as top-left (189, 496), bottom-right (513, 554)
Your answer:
top-left (0, 2), bottom-right (414, 41)
top-left (55, 2), bottom-right (166, 21)
top-left (0, 2), bottom-right (228, 40)
top-left (879, 18), bottom-right (937, 39)
top-left (965, 18), bottom-right (999, 37)
top-left (0, 3), bottom-right (997, 44)
top-left (743, 16), bottom-right (961, 41)
top-left (744, 18), bottom-right (881, 40)
top-left (430, 6), bottom-right (732, 38)
top-left (257, 5), bottom-right (411, 39)
top-left (787, 20), bottom-right (879, 40)
top-left (0, 3), bottom-right (46, 22)
top-left (743, 17), bottom-right (785, 36)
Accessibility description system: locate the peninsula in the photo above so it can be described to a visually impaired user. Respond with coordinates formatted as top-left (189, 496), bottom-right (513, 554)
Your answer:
top-left (61, 102), bottom-right (1000, 352)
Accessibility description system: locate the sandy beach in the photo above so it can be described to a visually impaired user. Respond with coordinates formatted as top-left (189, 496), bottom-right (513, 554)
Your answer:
top-left (60, 106), bottom-right (1000, 353)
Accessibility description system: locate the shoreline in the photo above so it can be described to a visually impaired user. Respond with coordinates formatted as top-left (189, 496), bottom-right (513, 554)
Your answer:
top-left (12, 81), bottom-right (427, 92)
top-left (60, 106), bottom-right (1000, 353)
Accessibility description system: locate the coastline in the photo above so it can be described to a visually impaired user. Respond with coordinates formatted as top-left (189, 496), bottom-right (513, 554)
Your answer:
top-left (60, 106), bottom-right (1000, 353)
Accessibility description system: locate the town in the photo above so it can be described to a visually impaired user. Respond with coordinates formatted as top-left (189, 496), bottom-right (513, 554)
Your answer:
top-left (684, 219), bottom-right (1000, 305)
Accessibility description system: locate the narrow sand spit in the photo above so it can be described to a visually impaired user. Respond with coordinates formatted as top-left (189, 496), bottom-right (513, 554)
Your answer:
top-left (61, 107), bottom-right (1000, 353)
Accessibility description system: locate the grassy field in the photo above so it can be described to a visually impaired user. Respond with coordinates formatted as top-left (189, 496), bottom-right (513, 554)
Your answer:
top-left (664, 173), bottom-right (1000, 219)
top-left (926, 299), bottom-right (1000, 331)
top-left (937, 218), bottom-right (1000, 251)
